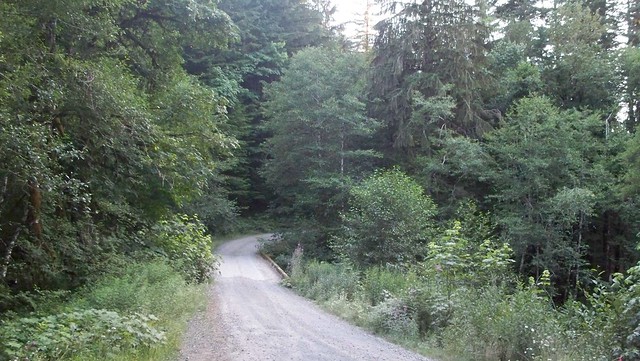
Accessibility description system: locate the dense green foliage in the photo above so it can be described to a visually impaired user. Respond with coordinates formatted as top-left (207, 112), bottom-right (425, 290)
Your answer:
top-left (0, 0), bottom-right (236, 293)
top-left (150, 215), bottom-right (217, 284)
top-left (261, 45), bottom-right (378, 257)
top-left (0, 260), bottom-right (205, 361)
top-left (1, 309), bottom-right (165, 360)
top-left (333, 169), bottom-right (436, 267)
top-left (258, 1), bottom-right (640, 359)
top-left (288, 220), bottom-right (640, 361)
top-left (4, 0), bottom-right (640, 359)
top-left (205, 0), bottom-right (333, 214)
top-left (0, 0), bottom-right (326, 358)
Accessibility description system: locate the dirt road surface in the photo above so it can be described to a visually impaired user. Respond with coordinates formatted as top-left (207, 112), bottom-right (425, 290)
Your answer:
top-left (179, 235), bottom-right (432, 361)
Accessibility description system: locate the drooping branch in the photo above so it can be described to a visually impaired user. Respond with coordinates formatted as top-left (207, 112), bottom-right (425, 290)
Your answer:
top-left (122, 29), bottom-right (160, 69)
top-left (120, 8), bottom-right (178, 29)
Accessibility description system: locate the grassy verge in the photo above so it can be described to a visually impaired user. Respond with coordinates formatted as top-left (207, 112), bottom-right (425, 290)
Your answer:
top-left (287, 259), bottom-right (611, 361)
top-left (0, 260), bottom-right (207, 361)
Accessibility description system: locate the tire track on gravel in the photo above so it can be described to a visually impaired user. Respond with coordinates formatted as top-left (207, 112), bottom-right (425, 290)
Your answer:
top-left (179, 234), bottom-right (432, 361)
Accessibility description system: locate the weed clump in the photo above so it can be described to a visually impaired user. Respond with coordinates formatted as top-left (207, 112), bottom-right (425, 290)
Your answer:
top-left (0, 259), bottom-right (206, 361)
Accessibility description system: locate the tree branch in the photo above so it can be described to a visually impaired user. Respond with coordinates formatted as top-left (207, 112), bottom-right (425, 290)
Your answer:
top-left (122, 29), bottom-right (160, 69)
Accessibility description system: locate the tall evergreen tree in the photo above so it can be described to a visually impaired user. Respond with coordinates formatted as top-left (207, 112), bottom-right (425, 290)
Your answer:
top-left (187, 0), bottom-right (333, 214)
top-left (262, 46), bottom-right (379, 256)
top-left (370, 0), bottom-right (493, 165)
top-left (543, 2), bottom-right (618, 112)
top-left (484, 97), bottom-right (614, 298)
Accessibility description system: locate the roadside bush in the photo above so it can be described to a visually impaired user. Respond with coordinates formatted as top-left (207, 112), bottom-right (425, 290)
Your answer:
top-left (323, 294), bottom-right (369, 327)
top-left (425, 221), bottom-right (515, 295)
top-left (262, 226), bottom-right (335, 266)
top-left (71, 260), bottom-right (204, 361)
top-left (368, 294), bottom-right (419, 339)
top-left (285, 208), bottom-right (638, 361)
top-left (0, 309), bottom-right (165, 361)
top-left (559, 268), bottom-right (640, 360)
top-left (151, 214), bottom-right (216, 283)
top-left (260, 233), bottom-right (293, 271)
top-left (403, 283), bottom-right (455, 337)
top-left (441, 281), bottom-right (563, 361)
top-left (561, 297), bottom-right (616, 361)
top-left (0, 259), bottom-right (206, 361)
top-left (361, 267), bottom-right (418, 306)
top-left (75, 261), bottom-right (194, 317)
top-left (291, 260), bottom-right (360, 301)
top-left (289, 242), bottom-right (305, 280)
top-left (183, 186), bottom-right (239, 236)
top-left (611, 265), bottom-right (640, 360)
top-left (0, 286), bottom-right (71, 316)
top-left (332, 169), bottom-right (437, 267)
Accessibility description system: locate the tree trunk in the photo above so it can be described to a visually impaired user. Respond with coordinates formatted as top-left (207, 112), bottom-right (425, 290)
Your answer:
top-left (47, 18), bottom-right (57, 53)
top-left (27, 178), bottom-right (43, 240)
top-left (0, 176), bottom-right (7, 209)
top-left (363, 0), bottom-right (372, 51)
top-left (575, 212), bottom-right (584, 296)
top-left (1, 206), bottom-right (28, 282)
top-left (603, 211), bottom-right (611, 278)
top-left (340, 133), bottom-right (345, 177)
top-left (629, 0), bottom-right (640, 47)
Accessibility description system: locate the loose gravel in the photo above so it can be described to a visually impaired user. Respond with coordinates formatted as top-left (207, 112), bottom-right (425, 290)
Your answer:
top-left (179, 235), bottom-right (432, 361)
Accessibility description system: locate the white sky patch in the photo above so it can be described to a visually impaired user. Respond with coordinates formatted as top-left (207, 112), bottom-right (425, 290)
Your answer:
top-left (332, 0), bottom-right (382, 40)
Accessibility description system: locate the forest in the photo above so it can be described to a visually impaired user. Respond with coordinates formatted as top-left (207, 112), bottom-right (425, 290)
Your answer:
top-left (1, 0), bottom-right (640, 360)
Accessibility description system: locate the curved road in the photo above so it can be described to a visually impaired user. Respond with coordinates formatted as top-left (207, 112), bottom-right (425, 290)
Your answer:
top-left (180, 235), bottom-right (431, 361)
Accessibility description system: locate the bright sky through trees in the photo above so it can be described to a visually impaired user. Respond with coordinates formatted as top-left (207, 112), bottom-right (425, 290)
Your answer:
top-left (334, 1), bottom-right (365, 21)
top-left (333, 0), bottom-right (380, 38)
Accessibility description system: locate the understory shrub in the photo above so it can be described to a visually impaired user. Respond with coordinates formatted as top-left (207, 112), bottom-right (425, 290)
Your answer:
top-left (150, 214), bottom-right (216, 283)
top-left (0, 260), bottom-right (206, 361)
top-left (323, 294), bottom-right (369, 326)
top-left (260, 233), bottom-right (293, 271)
top-left (0, 286), bottom-right (71, 316)
top-left (291, 213), bottom-right (634, 360)
top-left (403, 283), bottom-right (456, 336)
top-left (289, 257), bottom-right (618, 361)
top-left (441, 283), bottom-right (564, 361)
top-left (332, 169), bottom-right (437, 267)
top-left (261, 226), bottom-right (336, 269)
top-left (368, 294), bottom-right (419, 338)
top-left (559, 267), bottom-right (640, 360)
top-left (0, 309), bottom-right (165, 361)
top-left (74, 261), bottom-right (194, 317)
top-left (560, 297), bottom-right (616, 361)
top-left (361, 267), bottom-right (419, 306)
top-left (291, 260), bottom-right (360, 301)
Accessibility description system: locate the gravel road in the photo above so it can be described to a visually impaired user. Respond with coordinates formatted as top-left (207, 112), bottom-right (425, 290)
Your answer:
top-left (179, 234), bottom-right (432, 361)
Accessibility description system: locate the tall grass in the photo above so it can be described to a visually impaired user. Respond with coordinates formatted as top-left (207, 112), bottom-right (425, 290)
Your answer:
top-left (72, 261), bottom-right (207, 361)
top-left (291, 260), bottom-right (360, 301)
top-left (289, 260), bottom-right (611, 361)
top-left (0, 260), bottom-right (207, 361)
